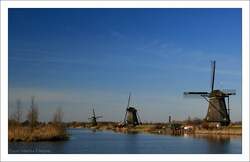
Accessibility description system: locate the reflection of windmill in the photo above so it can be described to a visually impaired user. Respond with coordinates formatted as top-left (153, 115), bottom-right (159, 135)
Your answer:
top-left (184, 61), bottom-right (236, 126)
top-left (88, 108), bottom-right (102, 126)
top-left (123, 93), bottom-right (142, 126)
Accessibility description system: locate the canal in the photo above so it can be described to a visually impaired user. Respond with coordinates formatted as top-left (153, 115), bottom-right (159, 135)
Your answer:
top-left (9, 128), bottom-right (242, 154)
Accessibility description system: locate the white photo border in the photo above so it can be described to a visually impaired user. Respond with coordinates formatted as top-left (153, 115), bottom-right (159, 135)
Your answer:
top-left (1, 0), bottom-right (249, 161)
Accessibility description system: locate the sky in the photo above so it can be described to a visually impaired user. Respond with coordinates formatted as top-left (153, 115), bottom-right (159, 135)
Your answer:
top-left (8, 8), bottom-right (242, 122)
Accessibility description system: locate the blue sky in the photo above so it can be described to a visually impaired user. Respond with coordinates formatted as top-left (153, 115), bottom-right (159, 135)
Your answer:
top-left (8, 8), bottom-right (242, 122)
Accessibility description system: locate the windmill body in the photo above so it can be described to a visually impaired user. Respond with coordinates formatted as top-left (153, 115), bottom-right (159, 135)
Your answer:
top-left (89, 108), bottom-right (102, 126)
top-left (126, 107), bottom-right (140, 125)
top-left (184, 61), bottom-right (235, 126)
top-left (91, 117), bottom-right (97, 126)
top-left (206, 90), bottom-right (231, 125)
top-left (123, 93), bottom-right (142, 126)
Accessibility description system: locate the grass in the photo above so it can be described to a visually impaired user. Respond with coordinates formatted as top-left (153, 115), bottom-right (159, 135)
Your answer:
top-left (66, 121), bottom-right (242, 136)
top-left (9, 124), bottom-right (69, 142)
top-left (194, 127), bottom-right (242, 135)
top-left (80, 122), bottom-right (242, 136)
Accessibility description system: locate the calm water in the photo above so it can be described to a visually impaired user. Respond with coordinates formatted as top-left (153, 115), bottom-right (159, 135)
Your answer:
top-left (9, 128), bottom-right (241, 154)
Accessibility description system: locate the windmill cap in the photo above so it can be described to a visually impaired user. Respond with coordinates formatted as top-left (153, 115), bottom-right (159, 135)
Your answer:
top-left (127, 107), bottom-right (137, 112)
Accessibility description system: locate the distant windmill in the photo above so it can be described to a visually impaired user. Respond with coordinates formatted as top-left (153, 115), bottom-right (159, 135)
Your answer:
top-left (88, 108), bottom-right (102, 126)
top-left (184, 61), bottom-right (236, 126)
top-left (123, 93), bottom-right (142, 126)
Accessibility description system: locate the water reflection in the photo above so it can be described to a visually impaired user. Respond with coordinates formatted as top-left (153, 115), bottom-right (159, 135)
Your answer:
top-left (124, 134), bottom-right (140, 153)
top-left (191, 134), bottom-right (241, 154)
top-left (91, 129), bottom-right (97, 133)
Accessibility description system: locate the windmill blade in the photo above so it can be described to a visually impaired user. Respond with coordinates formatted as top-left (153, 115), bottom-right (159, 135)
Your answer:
top-left (227, 96), bottom-right (231, 121)
top-left (95, 116), bottom-right (103, 119)
top-left (222, 89), bottom-right (236, 95)
top-left (184, 92), bottom-right (209, 96)
top-left (211, 60), bottom-right (216, 92)
top-left (184, 92), bottom-right (209, 95)
top-left (137, 111), bottom-right (142, 124)
top-left (92, 108), bottom-right (96, 117)
top-left (127, 92), bottom-right (131, 108)
top-left (123, 93), bottom-right (131, 124)
top-left (123, 110), bottom-right (128, 124)
top-left (183, 91), bottom-right (210, 98)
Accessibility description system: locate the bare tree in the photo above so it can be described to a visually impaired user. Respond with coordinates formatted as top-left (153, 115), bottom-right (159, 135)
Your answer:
top-left (15, 99), bottom-right (22, 123)
top-left (27, 96), bottom-right (38, 129)
top-left (9, 99), bottom-right (22, 126)
top-left (53, 107), bottom-right (63, 125)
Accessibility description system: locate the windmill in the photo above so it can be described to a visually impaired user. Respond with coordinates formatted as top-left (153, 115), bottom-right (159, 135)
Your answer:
top-left (184, 61), bottom-right (236, 126)
top-left (123, 93), bottom-right (142, 126)
top-left (88, 108), bottom-right (102, 126)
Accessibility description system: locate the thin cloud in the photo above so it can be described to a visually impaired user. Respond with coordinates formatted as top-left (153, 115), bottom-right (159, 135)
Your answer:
top-left (9, 56), bottom-right (103, 66)
top-left (110, 30), bottom-right (125, 40)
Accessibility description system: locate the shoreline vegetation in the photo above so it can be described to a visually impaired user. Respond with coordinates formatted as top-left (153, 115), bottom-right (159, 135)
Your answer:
top-left (9, 121), bottom-right (241, 142)
top-left (9, 124), bottom-right (69, 142)
top-left (66, 121), bottom-right (242, 136)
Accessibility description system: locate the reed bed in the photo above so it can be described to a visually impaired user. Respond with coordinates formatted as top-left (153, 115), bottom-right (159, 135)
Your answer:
top-left (9, 124), bottom-right (69, 142)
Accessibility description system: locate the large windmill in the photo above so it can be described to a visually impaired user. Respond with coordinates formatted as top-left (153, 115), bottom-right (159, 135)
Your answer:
top-left (184, 61), bottom-right (236, 126)
top-left (88, 108), bottom-right (102, 126)
top-left (123, 93), bottom-right (142, 126)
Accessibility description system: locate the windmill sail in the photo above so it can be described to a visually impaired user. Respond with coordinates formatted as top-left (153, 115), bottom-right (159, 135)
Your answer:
top-left (211, 60), bottom-right (216, 92)
top-left (123, 93), bottom-right (131, 123)
top-left (127, 92), bottom-right (131, 109)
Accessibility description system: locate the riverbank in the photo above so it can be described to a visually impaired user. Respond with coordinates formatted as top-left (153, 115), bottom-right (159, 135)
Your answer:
top-left (9, 124), bottom-right (69, 142)
top-left (194, 127), bottom-right (241, 135)
top-left (68, 122), bottom-right (242, 136)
